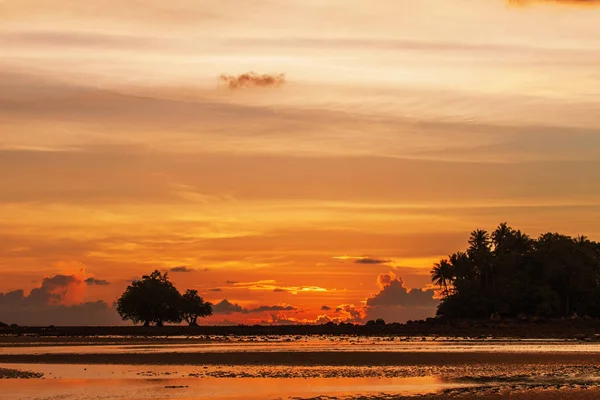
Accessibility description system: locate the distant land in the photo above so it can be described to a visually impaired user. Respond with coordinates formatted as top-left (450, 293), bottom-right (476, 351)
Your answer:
top-left (3, 318), bottom-right (600, 340)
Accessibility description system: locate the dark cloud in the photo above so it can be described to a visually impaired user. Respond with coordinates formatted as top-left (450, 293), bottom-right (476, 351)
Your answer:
top-left (169, 266), bottom-right (195, 273)
top-left (0, 274), bottom-right (120, 326)
top-left (262, 312), bottom-right (297, 325)
top-left (212, 299), bottom-right (245, 314)
top-left (248, 305), bottom-right (296, 313)
top-left (225, 280), bottom-right (238, 285)
top-left (321, 305), bottom-right (332, 311)
top-left (367, 275), bottom-right (438, 308)
top-left (355, 257), bottom-right (390, 265)
top-left (84, 277), bottom-right (110, 286)
top-left (273, 288), bottom-right (287, 292)
top-left (207, 288), bottom-right (223, 292)
top-left (0, 290), bottom-right (26, 305)
top-left (27, 275), bottom-right (80, 305)
top-left (212, 299), bottom-right (296, 314)
top-left (219, 72), bottom-right (286, 89)
top-left (365, 272), bottom-right (438, 323)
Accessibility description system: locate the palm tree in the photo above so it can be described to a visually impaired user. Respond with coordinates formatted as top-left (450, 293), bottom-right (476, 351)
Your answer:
top-left (492, 222), bottom-right (512, 256)
top-left (468, 229), bottom-right (491, 254)
top-left (431, 259), bottom-right (454, 296)
top-left (468, 229), bottom-right (493, 290)
top-left (575, 235), bottom-right (589, 245)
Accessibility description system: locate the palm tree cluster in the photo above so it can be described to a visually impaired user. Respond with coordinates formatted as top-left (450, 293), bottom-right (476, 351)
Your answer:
top-left (431, 223), bottom-right (600, 319)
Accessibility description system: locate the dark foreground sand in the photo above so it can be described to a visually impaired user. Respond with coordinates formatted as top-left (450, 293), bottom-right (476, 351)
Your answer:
top-left (0, 367), bottom-right (43, 379)
top-left (331, 387), bottom-right (600, 400)
top-left (2, 350), bottom-right (600, 366)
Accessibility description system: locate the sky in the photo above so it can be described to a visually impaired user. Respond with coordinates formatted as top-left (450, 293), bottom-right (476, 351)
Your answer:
top-left (1, 0), bottom-right (600, 326)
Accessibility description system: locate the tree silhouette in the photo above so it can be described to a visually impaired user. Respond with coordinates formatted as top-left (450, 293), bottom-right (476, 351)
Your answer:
top-left (432, 223), bottom-right (600, 319)
top-left (117, 270), bottom-right (182, 326)
top-left (431, 259), bottom-right (453, 296)
top-left (181, 289), bottom-right (213, 326)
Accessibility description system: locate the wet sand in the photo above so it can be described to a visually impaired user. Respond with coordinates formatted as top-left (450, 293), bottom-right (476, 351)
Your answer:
top-left (3, 336), bottom-right (600, 399)
top-left (2, 349), bottom-right (600, 366)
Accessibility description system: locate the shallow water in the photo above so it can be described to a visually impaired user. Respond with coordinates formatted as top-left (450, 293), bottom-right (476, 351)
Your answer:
top-left (2, 336), bottom-right (600, 355)
top-left (0, 364), bottom-right (454, 400)
top-left (2, 337), bottom-right (600, 399)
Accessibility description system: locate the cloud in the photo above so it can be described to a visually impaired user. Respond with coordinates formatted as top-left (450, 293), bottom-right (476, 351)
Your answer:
top-left (306, 304), bottom-right (364, 325)
top-left (225, 280), bottom-right (238, 285)
top-left (219, 72), bottom-right (286, 89)
top-left (212, 299), bottom-right (245, 314)
top-left (367, 273), bottom-right (438, 308)
top-left (169, 266), bottom-right (195, 273)
top-left (0, 274), bottom-right (120, 326)
top-left (231, 280), bottom-right (330, 295)
top-left (377, 272), bottom-right (397, 289)
top-left (211, 299), bottom-right (296, 314)
top-left (84, 277), bottom-right (110, 286)
top-left (334, 304), bottom-right (365, 323)
top-left (207, 288), bottom-right (223, 292)
top-left (0, 30), bottom-right (163, 50)
top-left (27, 275), bottom-right (83, 306)
top-left (508, 0), bottom-right (600, 6)
top-left (248, 305), bottom-right (296, 313)
top-left (315, 314), bottom-right (335, 324)
top-left (355, 257), bottom-right (391, 265)
top-left (365, 272), bottom-right (439, 323)
top-left (262, 312), bottom-right (297, 325)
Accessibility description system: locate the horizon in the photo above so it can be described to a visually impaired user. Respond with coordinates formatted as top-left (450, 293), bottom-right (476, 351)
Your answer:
top-left (2, 0), bottom-right (600, 326)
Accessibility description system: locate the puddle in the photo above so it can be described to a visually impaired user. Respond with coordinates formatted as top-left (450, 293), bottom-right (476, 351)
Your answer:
top-left (0, 365), bottom-right (454, 400)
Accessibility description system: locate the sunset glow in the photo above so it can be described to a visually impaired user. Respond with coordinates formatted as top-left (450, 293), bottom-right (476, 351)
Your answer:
top-left (1, 0), bottom-right (600, 325)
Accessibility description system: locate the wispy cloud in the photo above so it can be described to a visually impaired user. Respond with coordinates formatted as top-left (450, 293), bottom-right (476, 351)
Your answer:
top-left (231, 280), bottom-right (330, 295)
top-left (169, 266), bottom-right (195, 273)
top-left (212, 299), bottom-right (296, 314)
top-left (355, 257), bottom-right (391, 265)
top-left (509, 0), bottom-right (600, 6)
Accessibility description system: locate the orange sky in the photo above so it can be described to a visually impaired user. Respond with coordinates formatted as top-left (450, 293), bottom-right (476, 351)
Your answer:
top-left (1, 0), bottom-right (600, 325)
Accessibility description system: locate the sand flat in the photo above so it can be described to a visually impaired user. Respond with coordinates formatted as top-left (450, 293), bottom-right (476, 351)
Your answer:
top-left (3, 336), bottom-right (600, 399)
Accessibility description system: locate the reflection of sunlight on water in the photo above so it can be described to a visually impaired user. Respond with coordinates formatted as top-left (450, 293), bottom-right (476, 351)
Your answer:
top-left (0, 339), bottom-right (600, 354)
top-left (3, 336), bottom-right (600, 356)
top-left (4, 338), bottom-right (600, 399)
top-left (0, 368), bottom-right (448, 400)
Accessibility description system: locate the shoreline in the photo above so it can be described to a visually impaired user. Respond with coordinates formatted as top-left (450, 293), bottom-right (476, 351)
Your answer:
top-left (3, 320), bottom-right (600, 339)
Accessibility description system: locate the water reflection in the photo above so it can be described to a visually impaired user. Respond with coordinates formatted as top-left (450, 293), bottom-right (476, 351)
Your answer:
top-left (0, 367), bottom-right (446, 400)
top-left (2, 336), bottom-right (600, 356)
top-left (3, 338), bottom-right (600, 399)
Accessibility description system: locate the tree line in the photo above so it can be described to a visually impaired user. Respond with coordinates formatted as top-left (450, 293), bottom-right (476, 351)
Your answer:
top-left (117, 270), bottom-right (212, 326)
top-left (431, 223), bottom-right (600, 319)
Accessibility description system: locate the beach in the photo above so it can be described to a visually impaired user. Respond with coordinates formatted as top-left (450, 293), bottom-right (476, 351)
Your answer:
top-left (2, 335), bottom-right (600, 399)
